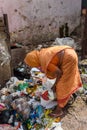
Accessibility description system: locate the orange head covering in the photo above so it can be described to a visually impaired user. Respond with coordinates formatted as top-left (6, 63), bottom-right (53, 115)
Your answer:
top-left (24, 50), bottom-right (40, 67)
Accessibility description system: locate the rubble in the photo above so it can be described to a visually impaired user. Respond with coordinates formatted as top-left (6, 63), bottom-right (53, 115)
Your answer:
top-left (0, 66), bottom-right (64, 130)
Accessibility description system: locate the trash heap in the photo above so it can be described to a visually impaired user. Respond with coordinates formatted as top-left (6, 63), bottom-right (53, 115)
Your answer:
top-left (0, 58), bottom-right (87, 130)
top-left (0, 67), bottom-right (63, 130)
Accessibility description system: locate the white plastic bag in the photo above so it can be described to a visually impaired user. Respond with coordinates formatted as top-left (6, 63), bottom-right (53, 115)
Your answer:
top-left (53, 37), bottom-right (76, 49)
top-left (42, 76), bottom-right (56, 90)
top-left (0, 43), bottom-right (11, 66)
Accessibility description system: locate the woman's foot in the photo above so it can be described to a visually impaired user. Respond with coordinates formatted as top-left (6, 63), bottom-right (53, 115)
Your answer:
top-left (49, 106), bottom-right (64, 118)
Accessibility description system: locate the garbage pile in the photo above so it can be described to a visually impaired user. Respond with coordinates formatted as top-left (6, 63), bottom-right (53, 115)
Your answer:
top-left (0, 58), bottom-right (87, 130)
top-left (13, 62), bottom-right (31, 80)
top-left (0, 67), bottom-right (63, 130)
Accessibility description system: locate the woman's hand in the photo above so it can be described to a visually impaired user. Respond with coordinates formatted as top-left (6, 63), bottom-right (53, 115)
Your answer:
top-left (51, 69), bottom-right (63, 92)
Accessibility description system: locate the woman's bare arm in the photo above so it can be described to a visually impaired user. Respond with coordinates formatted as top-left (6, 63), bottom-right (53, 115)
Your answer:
top-left (52, 67), bottom-right (62, 92)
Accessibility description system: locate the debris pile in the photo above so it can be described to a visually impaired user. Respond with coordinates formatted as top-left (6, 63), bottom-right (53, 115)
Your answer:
top-left (0, 67), bottom-right (63, 130)
top-left (0, 42), bottom-right (87, 129)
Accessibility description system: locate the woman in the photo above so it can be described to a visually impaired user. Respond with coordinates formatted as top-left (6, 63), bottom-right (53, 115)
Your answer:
top-left (24, 45), bottom-right (82, 117)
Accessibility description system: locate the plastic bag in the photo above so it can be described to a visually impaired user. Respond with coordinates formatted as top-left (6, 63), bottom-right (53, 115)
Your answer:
top-left (53, 37), bottom-right (76, 49)
top-left (0, 43), bottom-right (11, 66)
top-left (46, 122), bottom-right (63, 130)
top-left (42, 76), bottom-right (56, 90)
top-left (11, 98), bottom-right (31, 119)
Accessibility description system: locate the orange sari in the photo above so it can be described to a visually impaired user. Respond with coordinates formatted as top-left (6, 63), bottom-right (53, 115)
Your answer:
top-left (24, 46), bottom-right (82, 108)
top-left (47, 48), bottom-right (82, 107)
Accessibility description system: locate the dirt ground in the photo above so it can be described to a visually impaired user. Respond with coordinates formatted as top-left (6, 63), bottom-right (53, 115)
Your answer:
top-left (62, 96), bottom-right (87, 130)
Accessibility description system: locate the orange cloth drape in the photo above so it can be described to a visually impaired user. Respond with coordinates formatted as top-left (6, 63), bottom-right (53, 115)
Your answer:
top-left (24, 50), bottom-right (40, 67)
top-left (24, 46), bottom-right (82, 108)
top-left (47, 48), bottom-right (82, 107)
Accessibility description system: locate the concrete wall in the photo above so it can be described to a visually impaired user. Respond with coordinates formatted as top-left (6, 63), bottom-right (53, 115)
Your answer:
top-left (0, 0), bottom-right (81, 44)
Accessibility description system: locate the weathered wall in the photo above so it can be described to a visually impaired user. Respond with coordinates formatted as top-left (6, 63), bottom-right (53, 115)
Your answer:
top-left (0, 0), bottom-right (81, 44)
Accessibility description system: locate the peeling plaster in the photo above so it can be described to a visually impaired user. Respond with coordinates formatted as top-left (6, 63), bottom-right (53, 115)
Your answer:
top-left (0, 0), bottom-right (81, 44)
